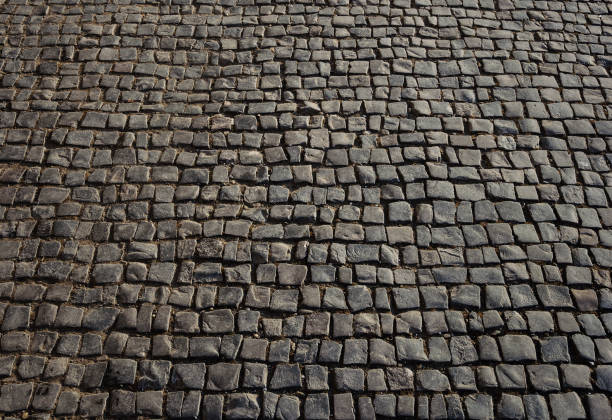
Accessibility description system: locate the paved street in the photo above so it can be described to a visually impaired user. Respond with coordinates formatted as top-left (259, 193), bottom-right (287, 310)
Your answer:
top-left (0, 0), bottom-right (611, 418)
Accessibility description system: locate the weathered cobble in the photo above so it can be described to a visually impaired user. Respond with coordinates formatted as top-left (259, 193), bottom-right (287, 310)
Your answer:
top-left (0, 0), bottom-right (611, 418)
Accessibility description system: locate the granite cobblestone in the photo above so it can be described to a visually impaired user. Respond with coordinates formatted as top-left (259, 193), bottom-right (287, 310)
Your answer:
top-left (0, 0), bottom-right (611, 418)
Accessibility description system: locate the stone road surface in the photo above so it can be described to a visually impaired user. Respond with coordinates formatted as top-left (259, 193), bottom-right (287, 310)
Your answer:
top-left (0, 0), bottom-right (611, 418)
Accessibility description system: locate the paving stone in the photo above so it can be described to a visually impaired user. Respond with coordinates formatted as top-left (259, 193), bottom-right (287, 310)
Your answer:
top-left (0, 383), bottom-right (33, 412)
top-left (595, 366), bottom-right (612, 392)
top-left (523, 395), bottom-right (550, 420)
top-left (226, 393), bottom-right (260, 420)
top-left (464, 394), bottom-right (493, 420)
top-left (416, 369), bottom-right (450, 392)
top-left (499, 335), bottom-right (537, 362)
top-left (587, 394), bottom-right (612, 420)
top-left (549, 392), bottom-right (587, 420)
top-left (206, 363), bottom-right (241, 391)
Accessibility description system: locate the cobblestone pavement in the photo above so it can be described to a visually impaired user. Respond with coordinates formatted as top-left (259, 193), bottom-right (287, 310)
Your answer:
top-left (0, 0), bottom-right (611, 418)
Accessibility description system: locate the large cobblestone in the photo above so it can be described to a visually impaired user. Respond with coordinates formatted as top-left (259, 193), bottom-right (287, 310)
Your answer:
top-left (0, 0), bottom-right (611, 418)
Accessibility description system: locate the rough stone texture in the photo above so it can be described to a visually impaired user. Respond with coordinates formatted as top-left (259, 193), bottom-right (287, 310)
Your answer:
top-left (0, 0), bottom-right (611, 417)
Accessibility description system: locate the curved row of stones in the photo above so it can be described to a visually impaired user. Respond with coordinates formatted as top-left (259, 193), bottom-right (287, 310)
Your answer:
top-left (0, 0), bottom-right (611, 418)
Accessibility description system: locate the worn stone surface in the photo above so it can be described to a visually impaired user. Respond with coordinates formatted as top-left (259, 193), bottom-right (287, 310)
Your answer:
top-left (0, 0), bottom-right (611, 417)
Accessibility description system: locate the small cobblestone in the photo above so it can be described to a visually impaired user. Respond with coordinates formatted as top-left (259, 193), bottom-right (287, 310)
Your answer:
top-left (0, 0), bottom-right (611, 417)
